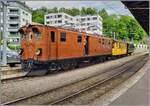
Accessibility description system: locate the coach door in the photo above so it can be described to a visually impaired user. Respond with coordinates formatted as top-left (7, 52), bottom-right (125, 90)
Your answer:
top-left (84, 35), bottom-right (89, 55)
top-left (49, 30), bottom-right (57, 59)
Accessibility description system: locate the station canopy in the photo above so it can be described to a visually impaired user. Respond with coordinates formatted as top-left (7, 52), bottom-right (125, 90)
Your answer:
top-left (122, 1), bottom-right (149, 35)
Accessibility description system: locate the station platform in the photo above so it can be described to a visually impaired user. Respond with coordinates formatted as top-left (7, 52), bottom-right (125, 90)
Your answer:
top-left (110, 70), bottom-right (149, 106)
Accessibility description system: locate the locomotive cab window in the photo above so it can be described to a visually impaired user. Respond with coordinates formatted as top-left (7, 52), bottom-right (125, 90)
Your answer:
top-left (77, 34), bottom-right (82, 43)
top-left (19, 30), bottom-right (26, 39)
top-left (29, 32), bottom-right (32, 40)
top-left (32, 28), bottom-right (41, 39)
top-left (51, 31), bottom-right (55, 42)
top-left (60, 32), bottom-right (66, 42)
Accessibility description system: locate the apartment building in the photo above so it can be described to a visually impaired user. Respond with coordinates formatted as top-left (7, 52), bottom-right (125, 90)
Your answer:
top-left (75, 15), bottom-right (102, 34)
top-left (45, 13), bottom-right (77, 27)
top-left (45, 12), bottom-right (102, 35)
top-left (0, 1), bottom-right (32, 44)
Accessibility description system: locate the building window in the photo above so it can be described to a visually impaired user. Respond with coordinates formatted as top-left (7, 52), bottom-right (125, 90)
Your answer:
top-left (58, 15), bottom-right (62, 18)
top-left (77, 34), bottom-right (82, 43)
top-left (65, 15), bottom-right (68, 19)
top-left (58, 20), bottom-right (62, 23)
top-left (81, 18), bottom-right (85, 21)
top-left (46, 22), bottom-right (49, 24)
top-left (87, 18), bottom-right (90, 20)
top-left (9, 16), bottom-right (19, 20)
top-left (60, 32), bottom-right (66, 42)
top-left (65, 21), bottom-right (67, 24)
top-left (51, 31), bottom-right (55, 42)
top-left (9, 24), bottom-right (18, 28)
top-left (46, 16), bottom-right (50, 19)
top-left (9, 9), bottom-right (18, 13)
top-left (93, 17), bottom-right (97, 20)
top-left (10, 32), bottom-right (18, 36)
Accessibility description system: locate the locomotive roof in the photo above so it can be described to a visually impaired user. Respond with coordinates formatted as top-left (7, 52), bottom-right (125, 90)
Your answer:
top-left (19, 24), bottom-right (112, 39)
top-left (113, 39), bottom-right (128, 44)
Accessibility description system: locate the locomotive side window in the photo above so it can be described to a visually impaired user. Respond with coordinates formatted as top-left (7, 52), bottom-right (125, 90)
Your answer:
top-left (32, 28), bottom-right (41, 39)
top-left (60, 32), bottom-right (66, 42)
top-left (108, 40), bottom-right (110, 45)
top-left (77, 34), bottom-right (82, 43)
top-left (51, 31), bottom-right (55, 42)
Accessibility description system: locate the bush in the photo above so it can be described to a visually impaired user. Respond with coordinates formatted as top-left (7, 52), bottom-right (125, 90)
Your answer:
top-left (8, 44), bottom-right (21, 51)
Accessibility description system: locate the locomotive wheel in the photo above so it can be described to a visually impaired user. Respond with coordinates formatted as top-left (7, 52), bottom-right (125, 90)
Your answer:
top-left (61, 63), bottom-right (69, 70)
top-left (49, 63), bottom-right (58, 72)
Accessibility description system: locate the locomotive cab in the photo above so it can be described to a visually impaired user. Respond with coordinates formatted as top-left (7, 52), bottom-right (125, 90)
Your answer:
top-left (19, 25), bottom-right (51, 75)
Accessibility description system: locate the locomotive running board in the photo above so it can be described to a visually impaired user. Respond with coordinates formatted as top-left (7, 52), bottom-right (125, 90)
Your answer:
top-left (26, 70), bottom-right (48, 76)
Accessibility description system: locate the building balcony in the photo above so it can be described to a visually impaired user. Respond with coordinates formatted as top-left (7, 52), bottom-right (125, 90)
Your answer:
top-left (8, 26), bottom-right (19, 29)
top-left (8, 19), bottom-right (19, 21)
top-left (8, 34), bottom-right (19, 38)
top-left (8, 19), bottom-right (20, 22)
top-left (8, 11), bottom-right (20, 15)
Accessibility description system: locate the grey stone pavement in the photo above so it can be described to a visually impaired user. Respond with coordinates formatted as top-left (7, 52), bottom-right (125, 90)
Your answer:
top-left (110, 71), bottom-right (149, 106)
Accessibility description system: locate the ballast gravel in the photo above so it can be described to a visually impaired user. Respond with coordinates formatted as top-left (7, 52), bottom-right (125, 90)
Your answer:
top-left (1, 52), bottom-right (147, 103)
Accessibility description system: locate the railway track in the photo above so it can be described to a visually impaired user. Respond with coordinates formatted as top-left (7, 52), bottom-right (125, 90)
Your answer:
top-left (1, 53), bottom-right (146, 83)
top-left (50, 56), bottom-right (148, 105)
top-left (2, 54), bottom-right (148, 105)
top-left (0, 55), bottom-right (127, 83)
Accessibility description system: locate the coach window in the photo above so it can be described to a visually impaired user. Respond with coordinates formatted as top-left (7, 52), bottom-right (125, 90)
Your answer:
top-left (51, 31), bottom-right (55, 42)
top-left (60, 32), bottom-right (66, 42)
top-left (32, 28), bottom-right (41, 39)
top-left (99, 39), bottom-right (101, 44)
top-left (102, 39), bottom-right (104, 45)
top-left (77, 34), bottom-right (82, 43)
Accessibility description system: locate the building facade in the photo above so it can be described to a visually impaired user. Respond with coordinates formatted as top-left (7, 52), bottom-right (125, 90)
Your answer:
top-left (0, 1), bottom-right (32, 44)
top-left (45, 13), bottom-right (76, 27)
top-left (45, 12), bottom-right (102, 35)
top-left (75, 15), bottom-right (102, 35)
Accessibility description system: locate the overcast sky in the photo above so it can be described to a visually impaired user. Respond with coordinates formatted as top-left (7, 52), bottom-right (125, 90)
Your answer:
top-left (26, 1), bottom-right (133, 16)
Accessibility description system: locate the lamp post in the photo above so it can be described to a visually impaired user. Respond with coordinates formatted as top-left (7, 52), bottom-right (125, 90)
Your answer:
top-left (1, 1), bottom-right (9, 66)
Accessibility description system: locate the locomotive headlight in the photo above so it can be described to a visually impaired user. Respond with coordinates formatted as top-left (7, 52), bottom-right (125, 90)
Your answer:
top-left (35, 48), bottom-right (42, 55)
top-left (19, 48), bottom-right (23, 55)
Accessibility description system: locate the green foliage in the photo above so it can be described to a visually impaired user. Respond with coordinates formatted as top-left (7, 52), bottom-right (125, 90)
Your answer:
top-left (99, 9), bottom-right (147, 43)
top-left (8, 44), bottom-right (21, 51)
top-left (32, 7), bottom-right (46, 24)
top-left (32, 7), bottom-right (147, 43)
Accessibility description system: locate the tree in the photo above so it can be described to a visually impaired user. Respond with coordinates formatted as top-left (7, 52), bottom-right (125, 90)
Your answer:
top-left (99, 8), bottom-right (108, 19)
top-left (32, 7), bottom-right (147, 43)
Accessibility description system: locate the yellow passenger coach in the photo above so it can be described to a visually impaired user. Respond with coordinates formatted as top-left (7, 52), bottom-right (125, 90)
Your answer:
top-left (112, 40), bottom-right (127, 56)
